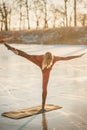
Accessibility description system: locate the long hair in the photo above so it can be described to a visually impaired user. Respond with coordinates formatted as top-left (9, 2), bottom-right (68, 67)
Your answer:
top-left (42, 52), bottom-right (54, 70)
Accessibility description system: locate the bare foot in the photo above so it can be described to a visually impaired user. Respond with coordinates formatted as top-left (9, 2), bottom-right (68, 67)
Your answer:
top-left (4, 43), bottom-right (11, 50)
top-left (38, 109), bottom-right (46, 114)
top-left (4, 43), bottom-right (19, 55)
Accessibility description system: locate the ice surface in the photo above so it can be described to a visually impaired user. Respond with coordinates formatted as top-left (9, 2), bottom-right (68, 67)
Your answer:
top-left (0, 44), bottom-right (87, 130)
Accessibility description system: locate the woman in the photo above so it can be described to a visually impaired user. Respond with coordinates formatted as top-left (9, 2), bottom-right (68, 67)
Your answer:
top-left (4, 43), bottom-right (85, 111)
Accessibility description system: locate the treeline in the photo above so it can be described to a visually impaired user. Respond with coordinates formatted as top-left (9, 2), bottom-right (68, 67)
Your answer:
top-left (0, 0), bottom-right (87, 31)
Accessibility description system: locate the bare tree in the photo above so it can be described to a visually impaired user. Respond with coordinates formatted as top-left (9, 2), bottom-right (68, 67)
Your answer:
top-left (3, 2), bottom-right (8, 30)
top-left (0, 2), bottom-right (11, 31)
top-left (69, 11), bottom-right (73, 27)
top-left (50, 3), bottom-right (65, 28)
top-left (15, 0), bottom-right (25, 30)
top-left (74, 0), bottom-right (77, 26)
top-left (0, 5), bottom-right (4, 30)
top-left (73, 0), bottom-right (87, 27)
top-left (78, 13), bottom-right (87, 26)
top-left (25, 0), bottom-right (30, 29)
top-left (19, 1), bottom-right (23, 30)
top-left (32, 0), bottom-right (43, 29)
top-left (41, 0), bottom-right (48, 28)
top-left (8, 8), bottom-right (11, 30)
top-left (82, 14), bottom-right (87, 26)
top-left (64, 0), bottom-right (68, 27)
top-left (15, 0), bottom-right (31, 30)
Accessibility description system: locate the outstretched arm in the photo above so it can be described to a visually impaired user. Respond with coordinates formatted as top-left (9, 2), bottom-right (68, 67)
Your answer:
top-left (55, 53), bottom-right (85, 61)
top-left (4, 43), bottom-right (31, 59)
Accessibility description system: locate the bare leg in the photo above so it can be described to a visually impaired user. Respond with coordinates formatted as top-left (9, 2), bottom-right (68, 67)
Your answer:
top-left (4, 43), bottom-right (41, 67)
top-left (42, 89), bottom-right (47, 110)
top-left (41, 71), bottom-right (50, 111)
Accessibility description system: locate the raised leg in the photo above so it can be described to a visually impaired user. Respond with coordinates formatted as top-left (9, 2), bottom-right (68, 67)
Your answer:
top-left (4, 43), bottom-right (40, 67)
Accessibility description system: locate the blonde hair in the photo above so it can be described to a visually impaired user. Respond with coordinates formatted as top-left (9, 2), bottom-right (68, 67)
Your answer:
top-left (42, 52), bottom-right (54, 70)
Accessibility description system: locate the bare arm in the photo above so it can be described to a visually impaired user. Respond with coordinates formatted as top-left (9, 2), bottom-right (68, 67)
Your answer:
top-left (60, 53), bottom-right (85, 60)
top-left (55, 53), bottom-right (85, 61)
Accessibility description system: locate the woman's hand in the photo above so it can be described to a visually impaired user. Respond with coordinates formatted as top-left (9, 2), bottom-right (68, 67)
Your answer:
top-left (78, 53), bottom-right (86, 57)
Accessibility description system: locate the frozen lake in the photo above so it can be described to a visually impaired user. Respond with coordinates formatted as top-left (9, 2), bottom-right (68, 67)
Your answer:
top-left (0, 44), bottom-right (87, 130)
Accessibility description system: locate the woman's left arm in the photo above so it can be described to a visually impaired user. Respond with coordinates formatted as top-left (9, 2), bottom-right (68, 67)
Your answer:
top-left (55, 53), bottom-right (86, 61)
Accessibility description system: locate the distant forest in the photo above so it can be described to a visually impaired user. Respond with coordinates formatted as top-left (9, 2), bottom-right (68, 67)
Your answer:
top-left (0, 0), bottom-right (87, 31)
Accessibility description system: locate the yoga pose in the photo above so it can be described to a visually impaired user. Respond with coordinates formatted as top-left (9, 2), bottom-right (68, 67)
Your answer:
top-left (4, 43), bottom-right (85, 111)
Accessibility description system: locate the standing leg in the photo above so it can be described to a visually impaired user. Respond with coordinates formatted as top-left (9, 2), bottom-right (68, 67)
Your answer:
top-left (42, 71), bottom-right (50, 110)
